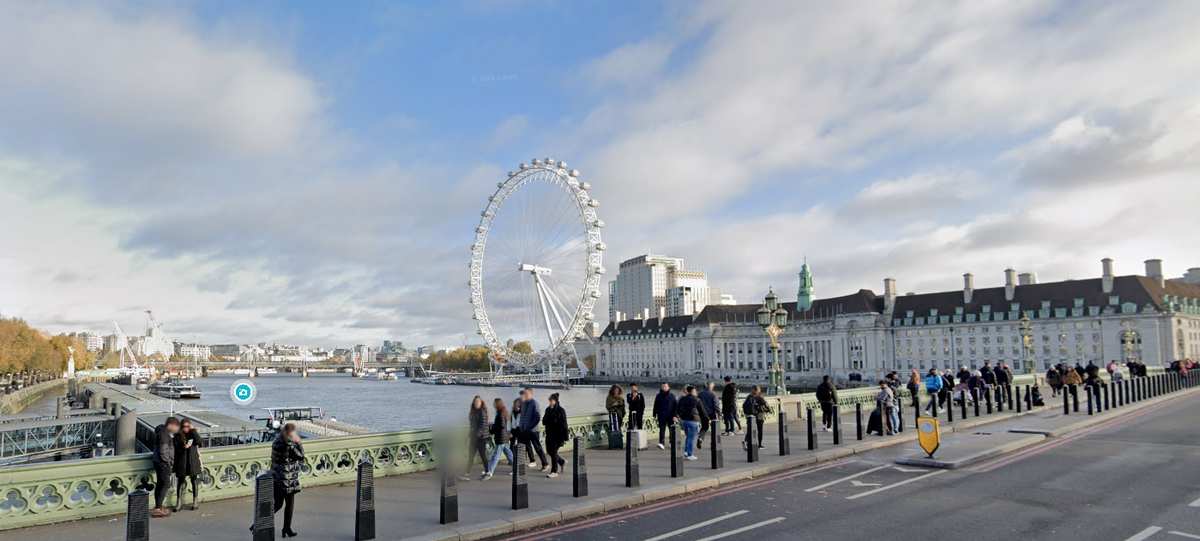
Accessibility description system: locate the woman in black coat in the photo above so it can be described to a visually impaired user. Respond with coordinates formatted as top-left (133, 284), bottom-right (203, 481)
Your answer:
top-left (542, 393), bottom-right (569, 478)
top-left (464, 396), bottom-right (490, 481)
top-left (173, 419), bottom-right (204, 511)
top-left (260, 423), bottom-right (304, 538)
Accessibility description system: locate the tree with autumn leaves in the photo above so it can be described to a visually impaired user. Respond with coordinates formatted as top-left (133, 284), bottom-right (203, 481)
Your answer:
top-left (0, 317), bottom-right (93, 375)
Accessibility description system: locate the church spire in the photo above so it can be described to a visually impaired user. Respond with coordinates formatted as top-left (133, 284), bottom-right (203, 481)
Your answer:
top-left (797, 258), bottom-right (814, 311)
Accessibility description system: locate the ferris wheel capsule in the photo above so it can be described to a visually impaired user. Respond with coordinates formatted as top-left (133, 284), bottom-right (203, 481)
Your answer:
top-left (579, 182), bottom-right (591, 190)
top-left (569, 170), bottom-right (580, 177)
top-left (531, 158), bottom-right (542, 166)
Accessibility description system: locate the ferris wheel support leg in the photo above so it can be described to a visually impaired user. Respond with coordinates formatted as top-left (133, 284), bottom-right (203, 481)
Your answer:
top-left (532, 275), bottom-right (559, 349)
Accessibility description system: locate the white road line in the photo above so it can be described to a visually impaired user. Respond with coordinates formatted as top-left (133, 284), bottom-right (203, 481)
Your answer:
top-left (804, 465), bottom-right (890, 492)
top-left (1189, 496), bottom-right (1200, 507)
top-left (692, 517), bottom-right (786, 541)
top-left (1125, 526), bottom-right (1163, 541)
top-left (1169, 532), bottom-right (1200, 540)
top-left (845, 470), bottom-right (946, 500)
top-left (641, 511), bottom-right (749, 541)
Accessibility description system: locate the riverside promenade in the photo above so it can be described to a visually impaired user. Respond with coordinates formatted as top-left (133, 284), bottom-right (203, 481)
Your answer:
top-left (7, 372), bottom-right (1195, 541)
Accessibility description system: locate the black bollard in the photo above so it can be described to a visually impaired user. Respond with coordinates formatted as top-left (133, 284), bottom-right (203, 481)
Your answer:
top-left (573, 436), bottom-right (588, 498)
top-left (779, 411), bottom-right (792, 455)
top-left (913, 395), bottom-right (921, 428)
top-left (125, 489), bottom-right (150, 541)
top-left (806, 408), bottom-right (817, 451)
top-left (747, 414), bottom-right (760, 462)
top-left (710, 419), bottom-right (723, 470)
top-left (670, 423), bottom-right (684, 478)
top-left (1025, 385), bottom-right (1032, 410)
top-left (960, 390), bottom-right (968, 420)
top-left (832, 406), bottom-right (842, 445)
top-left (1102, 384), bottom-right (1110, 411)
top-left (510, 443), bottom-right (528, 511)
top-left (1008, 384), bottom-right (1015, 408)
top-left (986, 388), bottom-right (993, 415)
top-left (996, 386), bottom-right (1004, 413)
top-left (1087, 387), bottom-right (1094, 415)
top-left (1063, 385), bottom-right (1070, 415)
top-left (355, 459), bottom-right (376, 541)
top-left (254, 473), bottom-right (276, 540)
top-left (1016, 388), bottom-right (1022, 413)
top-left (625, 430), bottom-right (640, 487)
top-left (1072, 385), bottom-right (1080, 412)
top-left (897, 399), bottom-right (905, 433)
top-left (947, 393), bottom-right (955, 421)
top-left (440, 468), bottom-right (459, 524)
top-left (856, 403), bottom-right (864, 440)
top-left (973, 388), bottom-right (981, 417)
top-left (875, 399), bottom-right (886, 436)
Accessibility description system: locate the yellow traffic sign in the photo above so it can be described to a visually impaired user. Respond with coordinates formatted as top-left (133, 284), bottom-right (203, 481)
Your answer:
top-left (917, 417), bottom-right (940, 457)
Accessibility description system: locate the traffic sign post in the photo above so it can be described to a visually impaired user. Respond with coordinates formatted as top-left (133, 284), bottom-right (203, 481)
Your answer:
top-left (917, 418), bottom-right (940, 458)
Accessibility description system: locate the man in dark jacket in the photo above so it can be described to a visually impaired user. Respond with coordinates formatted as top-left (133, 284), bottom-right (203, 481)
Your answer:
top-left (815, 376), bottom-right (837, 431)
top-left (627, 383), bottom-right (646, 430)
top-left (675, 386), bottom-right (710, 459)
top-left (981, 362), bottom-right (996, 386)
top-left (994, 363), bottom-right (1010, 404)
top-left (721, 376), bottom-right (740, 436)
top-left (152, 417), bottom-right (181, 517)
top-left (518, 388), bottom-right (551, 472)
top-left (696, 381), bottom-right (720, 449)
top-left (652, 383), bottom-right (678, 450)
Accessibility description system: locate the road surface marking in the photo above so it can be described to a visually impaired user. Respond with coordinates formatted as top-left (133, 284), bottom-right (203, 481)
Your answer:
top-left (1189, 496), bottom-right (1200, 507)
top-left (1125, 526), bottom-right (1163, 541)
top-left (693, 517), bottom-right (786, 541)
top-left (851, 480), bottom-right (882, 487)
top-left (804, 465), bottom-right (889, 492)
top-left (845, 470), bottom-right (946, 500)
top-left (893, 466), bottom-right (926, 473)
top-left (642, 511), bottom-right (749, 541)
top-left (1169, 532), bottom-right (1200, 540)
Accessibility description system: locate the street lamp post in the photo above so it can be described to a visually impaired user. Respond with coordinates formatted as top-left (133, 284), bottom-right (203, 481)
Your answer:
top-left (1018, 315), bottom-right (1035, 375)
top-left (757, 287), bottom-right (789, 396)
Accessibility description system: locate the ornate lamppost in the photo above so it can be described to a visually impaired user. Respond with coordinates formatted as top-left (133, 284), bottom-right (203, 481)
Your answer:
top-left (756, 287), bottom-right (789, 395)
top-left (1018, 315), bottom-right (1035, 375)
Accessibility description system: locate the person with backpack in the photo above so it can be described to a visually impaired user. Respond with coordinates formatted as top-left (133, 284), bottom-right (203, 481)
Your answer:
top-left (923, 369), bottom-right (944, 414)
top-left (652, 383), bottom-right (678, 450)
top-left (876, 380), bottom-right (898, 435)
top-left (675, 386), bottom-right (710, 460)
top-left (815, 376), bottom-right (837, 432)
top-left (721, 376), bottom-right (741, 436)
top-left (741, 385), bottom-right (770, 451)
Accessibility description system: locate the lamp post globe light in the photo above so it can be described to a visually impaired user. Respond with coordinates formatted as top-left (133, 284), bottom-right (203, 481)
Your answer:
top-left (757, 287), bottom-right (789, 395)
top-left (1018, 315), bottom-right (1035, 375)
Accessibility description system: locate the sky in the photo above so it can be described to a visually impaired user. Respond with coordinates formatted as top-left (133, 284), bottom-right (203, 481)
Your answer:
top-left (1, 0), bottom-right (1198, 349)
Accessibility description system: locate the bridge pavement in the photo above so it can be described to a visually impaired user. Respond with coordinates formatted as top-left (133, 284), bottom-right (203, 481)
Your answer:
top-left (7, 383), bottom-right (1187, 541)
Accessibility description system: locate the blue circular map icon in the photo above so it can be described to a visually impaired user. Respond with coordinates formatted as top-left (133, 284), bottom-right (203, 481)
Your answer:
top-left (230, 379), bottom-right (257, 405)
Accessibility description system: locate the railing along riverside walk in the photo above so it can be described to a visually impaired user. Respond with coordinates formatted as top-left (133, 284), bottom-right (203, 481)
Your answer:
top-left (0, 370), bottom-right (1157, 531)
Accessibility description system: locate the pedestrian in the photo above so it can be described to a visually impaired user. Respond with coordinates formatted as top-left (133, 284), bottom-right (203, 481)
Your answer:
top-left (463, 396), bottom-right (490, 481)
top-left (907, 368), bottom-right (921, 405)
top-left (1111, 363), bottom-right (1125, 382)
top-left (653, 383), bottom-right (679, 450)
top-left (994, 364), bottom-right (1010, 404)
top-left (816, 375), bottom-right (837, 431)
top-left (721, 376), bottom-right (742, 436)
top-left (676, 386), bottom-right (709, 460)
top-left (956, 366), bottom-right (971, 385)
top-left (940, 369), bottom-right (955, 410)
top-left (696, 381), bottom-right (720, 449)
top-left (605, 384), bottom-right (626, 432)
top-left (518, 388), bottom-right (551, 472)
top-left (151, 416), bottom-right (180, 517)
top-left (483, 398), bottom-right (511, 481)
top-left (542, 393), bottom-right (569, 478)
top-left (877, 380), bottom-right (897, 435)
top-left (250, 422), bottom-right (303, 538)
top-left (981, 362), bottom-right (996, 387)
top-left (924, 369), bottom-right (943, 414)
top-left (1046, 366), bottom-right (1063, 396)
top-left (173, 419), bottom-right (203, 512)
top-left (741, 385), bottom-right (769, 451)
top-left (627, 383), bottom-right (646, 430)
top-left (511, 396), bottom-right (537, 466)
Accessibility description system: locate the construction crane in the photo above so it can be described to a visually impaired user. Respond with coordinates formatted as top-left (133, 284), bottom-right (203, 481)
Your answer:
top-left (146, 310), bottom-right (180, 377)
top-left (111, 321), bottom-right (147, 375)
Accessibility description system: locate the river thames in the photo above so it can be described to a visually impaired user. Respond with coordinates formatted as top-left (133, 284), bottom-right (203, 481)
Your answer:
top-left (163, 374), bottom-right (610, 432)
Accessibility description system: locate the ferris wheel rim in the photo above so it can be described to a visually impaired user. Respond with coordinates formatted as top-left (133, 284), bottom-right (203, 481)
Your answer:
top-left (469, 159), bottom-right (604, 367)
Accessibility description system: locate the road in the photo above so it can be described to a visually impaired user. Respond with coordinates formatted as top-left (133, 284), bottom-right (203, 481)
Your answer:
top-left (495, 392), bottom-right (1200, 541)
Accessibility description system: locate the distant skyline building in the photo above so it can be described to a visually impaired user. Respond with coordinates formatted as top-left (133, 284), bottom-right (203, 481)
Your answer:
top-left (608, 254), bottom-right (724, 322)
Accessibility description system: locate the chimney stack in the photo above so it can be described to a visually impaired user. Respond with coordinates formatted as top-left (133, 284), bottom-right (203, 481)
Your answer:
top-left (1018, 272), bottom-right (1037, 285)
top-left (1145, 259), bottom-right (1164, 287)
top-left (963, 273), bottom-right (975, 304)
top-left (1102, 258), bottom-right (1114, 294)
top-left (1004, 268), bottom-right (1016, 301)
top-left (883, 278), bottom-right (897, 316)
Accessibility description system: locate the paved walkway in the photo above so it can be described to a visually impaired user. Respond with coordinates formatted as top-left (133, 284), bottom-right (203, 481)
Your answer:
top-left (11, 383), bottom-right (1172, 541)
